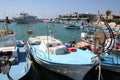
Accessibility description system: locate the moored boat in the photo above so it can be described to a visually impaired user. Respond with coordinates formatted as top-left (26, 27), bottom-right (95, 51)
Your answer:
top-left (101, 53), bottom-right (120, 73)
top-left (100, 34), bottom-right (120, 73)
top-left (0, 17), bottom-right (31, 80)
top-left (64, 22), bottom-right (84, 29)
top-left (89, 11), bottom-right (120, 76)
top-left (27, 31), bottom-right (97, 80)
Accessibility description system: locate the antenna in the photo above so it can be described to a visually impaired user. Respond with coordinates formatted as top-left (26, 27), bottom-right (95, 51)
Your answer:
top-left (46, 24), bottom-right (54, 60)
top-left (4, 16), bottom-right (10, 34)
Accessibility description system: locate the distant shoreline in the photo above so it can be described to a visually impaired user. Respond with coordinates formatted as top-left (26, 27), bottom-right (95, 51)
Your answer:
top-left (0, 19), bottom-right (15, 22)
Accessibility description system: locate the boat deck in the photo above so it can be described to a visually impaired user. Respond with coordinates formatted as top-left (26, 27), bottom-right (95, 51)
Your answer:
top-left (31, 45), bottom-right (96, 65)
top-left (0, 47), bottom-right (31, 80)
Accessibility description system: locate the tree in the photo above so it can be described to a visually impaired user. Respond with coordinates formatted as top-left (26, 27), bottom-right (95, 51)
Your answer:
top-left (105, 10), bottom-right (112, 19)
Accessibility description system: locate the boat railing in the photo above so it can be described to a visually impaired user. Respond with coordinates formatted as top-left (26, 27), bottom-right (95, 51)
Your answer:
top-left (32, 46), bottom-right (47, 58)
top-left (27, 41), bottom-right (47, 58)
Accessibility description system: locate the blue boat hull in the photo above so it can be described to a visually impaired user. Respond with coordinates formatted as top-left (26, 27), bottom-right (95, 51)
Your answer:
top-left (100, 53), bottom-right (120, 73)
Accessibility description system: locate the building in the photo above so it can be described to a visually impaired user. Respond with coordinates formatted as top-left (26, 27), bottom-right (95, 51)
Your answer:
top-left (101, 14), bottom-right (120, 19)
top-left (58, 12), bottom-right (96, 23)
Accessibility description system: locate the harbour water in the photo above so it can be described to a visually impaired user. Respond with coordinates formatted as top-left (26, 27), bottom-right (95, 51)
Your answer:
top-left (0, 22), bottom-right (81, 42)
top-left (0, 22), bottom-right (120, 80)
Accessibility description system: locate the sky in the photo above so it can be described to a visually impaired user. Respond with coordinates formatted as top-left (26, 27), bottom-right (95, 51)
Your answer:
top-left (0, 0), bottom-right (120, 19)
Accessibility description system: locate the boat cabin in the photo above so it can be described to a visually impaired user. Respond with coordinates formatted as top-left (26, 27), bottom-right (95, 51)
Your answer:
top-left (0, 34), bottom-right (18, 66)
top-left (39, 37), bottom-right (67, 55)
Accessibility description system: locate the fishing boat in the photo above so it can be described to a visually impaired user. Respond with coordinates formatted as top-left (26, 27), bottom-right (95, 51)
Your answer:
top-left (100, 34), bottom-right (120, 73)
top-left (13, 12), bottom-right (39, 24)
top-left (89, 11), bottom-right (120, 79)
top-left (26, 26), bottom-right (97, 80)
top-left (100, 53), bottom-right (120, 73)
top-left (0, 17), bottom-right (31, 80)
top-left (64, 22), bottom-right (84, 29)
top-left (81, 29), bottom-right (120, 74)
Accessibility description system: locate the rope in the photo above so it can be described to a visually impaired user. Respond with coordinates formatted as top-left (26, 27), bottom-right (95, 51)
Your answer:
top-left (96, 11), bottom-right (115, 80)
top-left (98, 56), bottom-right (104, 80)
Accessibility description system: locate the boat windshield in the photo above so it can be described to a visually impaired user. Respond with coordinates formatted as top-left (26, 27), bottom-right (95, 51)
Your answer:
top-left (0, 35), bottom-right (16, 47)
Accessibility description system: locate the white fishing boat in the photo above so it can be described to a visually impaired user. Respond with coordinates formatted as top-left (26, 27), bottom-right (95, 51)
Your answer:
top-left (0, 17), bottom-right (31, 80)
top-left (26, 25), bottom-right (97, 80)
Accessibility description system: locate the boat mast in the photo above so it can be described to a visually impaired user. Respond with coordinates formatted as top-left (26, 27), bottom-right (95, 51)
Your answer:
top-left (46, 25), bottom-right (54, 59)
top-left (47, 25), bottom-right (50, 59)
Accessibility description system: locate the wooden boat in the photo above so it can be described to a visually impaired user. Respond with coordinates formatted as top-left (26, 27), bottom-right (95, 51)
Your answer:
top-left (0, 17), bottom-right (31, 80)
top-left (27, 35), bottom-right (97, 80)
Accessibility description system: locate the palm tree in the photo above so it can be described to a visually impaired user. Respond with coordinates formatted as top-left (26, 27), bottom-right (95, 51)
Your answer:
top-left (105, 10), bottom-right (112, 19)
